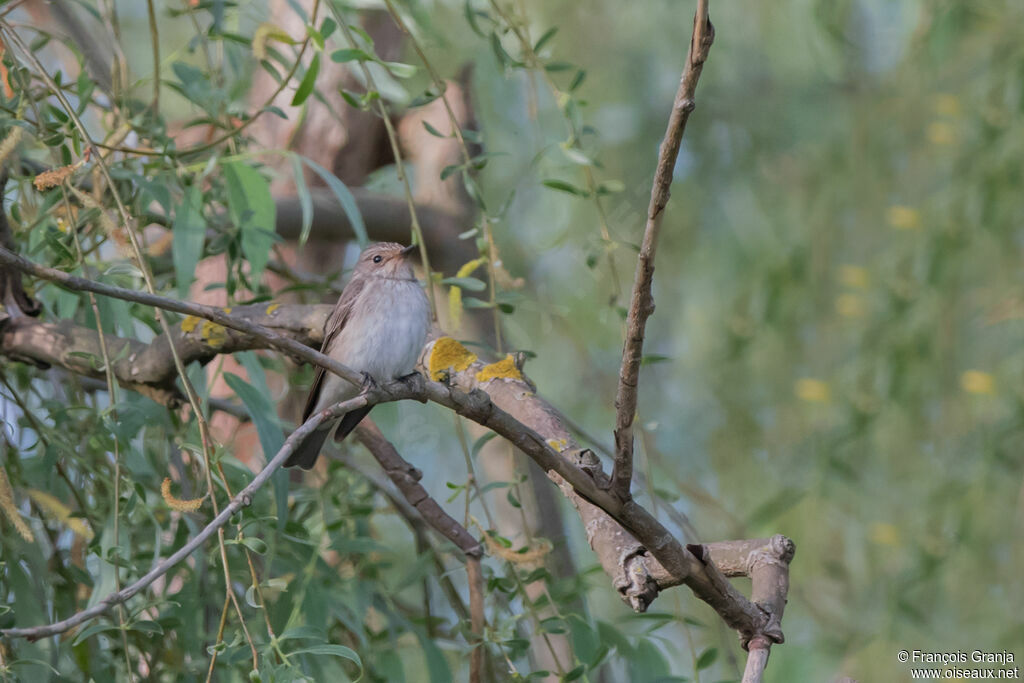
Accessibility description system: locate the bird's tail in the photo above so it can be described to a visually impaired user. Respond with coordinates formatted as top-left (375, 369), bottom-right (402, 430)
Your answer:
top-left (285, 423), bottom-right (334, 470)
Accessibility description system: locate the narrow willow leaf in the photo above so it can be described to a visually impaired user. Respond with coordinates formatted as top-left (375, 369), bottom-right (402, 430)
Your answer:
top-left (172, 186), bottom-right (206, 298)
top-left (289, 153), bottom-right (314, 246)
top-left (291, 53), bottom-right (320, 106)
top-left (300, 156), bottom-right (367, 246)
top-left (224, 163), bottom-right (277, 282)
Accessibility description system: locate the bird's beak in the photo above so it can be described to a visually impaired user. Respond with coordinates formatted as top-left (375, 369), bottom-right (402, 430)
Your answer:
top-left (400, 244), bottom-right (419, 258)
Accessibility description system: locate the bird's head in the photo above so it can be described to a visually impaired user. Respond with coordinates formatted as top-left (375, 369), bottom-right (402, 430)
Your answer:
top-left (353, 242), bottom-right (419, 280)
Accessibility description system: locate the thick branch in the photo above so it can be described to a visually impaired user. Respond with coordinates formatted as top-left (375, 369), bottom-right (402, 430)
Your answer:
top-left (1, 305), bottom-right (330, 405)
top-left (612, 0), bottom-right (715, 499)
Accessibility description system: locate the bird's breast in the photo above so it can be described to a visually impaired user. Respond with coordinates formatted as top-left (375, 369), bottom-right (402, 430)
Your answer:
top-left (334, 279), bottom-right (430, 381)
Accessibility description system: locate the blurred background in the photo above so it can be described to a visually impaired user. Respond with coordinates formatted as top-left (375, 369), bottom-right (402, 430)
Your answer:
top-left (1, 0), bottom-right (1022, 681)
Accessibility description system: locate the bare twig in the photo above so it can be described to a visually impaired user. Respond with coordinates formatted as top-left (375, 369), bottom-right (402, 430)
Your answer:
top-left (611, 0), bottom-right (714, 499)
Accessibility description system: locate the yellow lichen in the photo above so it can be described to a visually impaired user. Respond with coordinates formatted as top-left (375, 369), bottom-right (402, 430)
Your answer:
top-left (161, 478), bottom-right (205, 512)
top-left (266, 303), bottom-right (280, 315)
top-left (222, 307), bottom-right (232, 314)
top-left (429, 337), bottom-right (477, 381)
top-left (0, 467), bottom-right (33, 542)
top-left (546, 438), bottom-right (568, 452)
top-left (475, 355), bottom-right (522, 383)
top-left (181, 315), bottom-right (201, 333)
top-left (200, 320), bottom-right (228, 348)
top-left (26, 489), bottom-right (93, 540)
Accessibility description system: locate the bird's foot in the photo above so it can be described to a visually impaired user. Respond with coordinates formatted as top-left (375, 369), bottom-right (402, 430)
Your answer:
top-left (396, 371), bottom-right (426, 398)
top-left (359, 372), bottom-right (378, 393)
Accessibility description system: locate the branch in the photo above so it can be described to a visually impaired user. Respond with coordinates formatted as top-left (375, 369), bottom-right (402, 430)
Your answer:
top-left (354, 420), bottom-right (481, 558)
top-left (611, 0), bottom-right (715, 499)
top-left (0, 394), bottom-right (368, 640)
top-left (0, 246), bottom-right (789, 650)
top-left (1, 305), bottom-right (330, 405)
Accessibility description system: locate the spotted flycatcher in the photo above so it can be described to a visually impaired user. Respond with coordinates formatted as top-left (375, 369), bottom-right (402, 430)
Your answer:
top-left (285, 242), bottom-right (430, 469)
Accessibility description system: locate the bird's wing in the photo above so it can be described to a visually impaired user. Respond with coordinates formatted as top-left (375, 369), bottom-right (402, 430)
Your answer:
top-left (302, 276), bottom-right (366, 423)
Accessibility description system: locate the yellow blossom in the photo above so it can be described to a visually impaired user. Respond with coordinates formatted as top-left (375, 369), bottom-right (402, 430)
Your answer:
top-left (835, 294), bottom-right (867, 318)
top-left (933, 94), bottom-right (961, 117)
top-left (795, 378), bottom-right (830, 403)
top-left (869, 522), bottom-right (900, 547)
top-left (886, 206), bottom-right (921, 230)
top-left (838, 265), bottom-right (869, 289)
top-left (960, 370), bottom-right (994, 395)
top-left (927, 121), bottom-right (956, 145)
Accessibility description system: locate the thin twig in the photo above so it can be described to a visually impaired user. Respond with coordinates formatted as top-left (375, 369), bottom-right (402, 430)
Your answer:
top-left (611, 0), bottom-right (714, 499)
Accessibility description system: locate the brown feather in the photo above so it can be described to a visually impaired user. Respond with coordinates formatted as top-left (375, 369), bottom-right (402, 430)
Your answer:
top-left (301, 275), bottom-right (366, 423)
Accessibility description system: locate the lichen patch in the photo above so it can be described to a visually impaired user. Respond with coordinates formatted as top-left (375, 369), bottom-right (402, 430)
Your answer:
top-left (475, 355), bottom-right (523, 383)
top-left (429, 337), bottom-right (478, 381)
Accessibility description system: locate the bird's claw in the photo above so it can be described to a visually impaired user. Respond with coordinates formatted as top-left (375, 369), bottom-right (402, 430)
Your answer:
top-left (360, 372), bottom-right (378, 392)
top-left (396, 371), bottom-right (426, 397)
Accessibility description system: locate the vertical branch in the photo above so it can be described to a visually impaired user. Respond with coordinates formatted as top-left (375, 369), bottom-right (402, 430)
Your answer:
top-left (611, 0), bottom-right (714, 499)
top-left (466, 556), bottom-right (486, 683)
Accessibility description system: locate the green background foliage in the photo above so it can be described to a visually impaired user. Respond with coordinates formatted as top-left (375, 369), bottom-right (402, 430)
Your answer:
top-left (0, 0), bottom-right (1021, 681)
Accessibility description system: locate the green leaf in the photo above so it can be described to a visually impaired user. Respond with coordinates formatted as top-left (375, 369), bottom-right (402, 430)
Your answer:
top-left (224, 163), bottom-right (277, 283)
top-left (545, 61), bottom-right (574, 72)
top-left (71, 622), bottom-right (121, 646)
top-left (696, 647), bottom-right (718, 670)
top-left (289, 643), bottom-right (362, 669)
top-left (423, 121), bottom-right (446, 138)
top-left (596, 179), bottom-right (625, 195)
top-left (382, 61), bottom-right (417, 79)
top-left (330, 48), bottom-right (372, 63)
top-left (291, 53), bottom-right (320, 106)
top-left (172, 186), bottom-right (206, 298)
top-left (490, 32), bottom-right (512, 68)
top-left (230, 535), bottom-right (268, 555)
top-left (440, 164), bottom-right (463, 181)
top-left (533, 27), bottom-right (558, 52)
top-left (300, 156), bottom-right (367, 247)
top-left (562, 665), bottom-right (586, 681)
top-left (289, 153), bottom-right (314, 246)
top-left (440, 276), bottom-right (487, 292)
top-left (129, 620), bottom-right (164, 636)
top-left (542, 179), bottom-right (590, 197)
top-left (223, 372), bottom-right (285, 463)
top-left (569, 69), bottom-right (587, 91)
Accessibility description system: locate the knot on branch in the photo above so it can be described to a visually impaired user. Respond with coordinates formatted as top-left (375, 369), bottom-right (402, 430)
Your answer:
top-left (746, 534), bottom-right (795, 573)
top-left (618, 552), bottom-right (659, 613)
top-left (570, 448), bottom-right (610, 488)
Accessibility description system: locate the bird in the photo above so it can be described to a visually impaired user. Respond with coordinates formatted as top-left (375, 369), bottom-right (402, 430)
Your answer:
top-left (285, 242), bottom-right (431, 469)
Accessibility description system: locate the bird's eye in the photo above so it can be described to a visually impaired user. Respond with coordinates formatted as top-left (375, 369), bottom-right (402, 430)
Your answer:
top-left (372, 255), bottom-right (383, 264)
